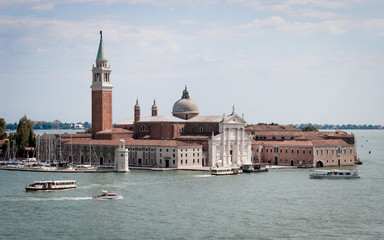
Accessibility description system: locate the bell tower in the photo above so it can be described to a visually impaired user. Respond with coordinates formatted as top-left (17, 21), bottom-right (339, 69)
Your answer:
top-left (91, 31), bottom-right (113, 138)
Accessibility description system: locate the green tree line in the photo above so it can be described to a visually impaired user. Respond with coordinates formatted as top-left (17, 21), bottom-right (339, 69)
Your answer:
top-left (1, 115), bottom-right (35, 158)
top-left (6, 121), bottom-right (91, 130)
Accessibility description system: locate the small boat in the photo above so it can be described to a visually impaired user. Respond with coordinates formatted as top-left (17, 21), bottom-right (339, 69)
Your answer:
top-left (93, 190), bottom-right (121, 200)
top-left (210, 166), bottom-right (242, 175)
top-left (25, 180), bottom-right (77, 191)
top-left (309, 169), bottom-right (360, 179)
top-left (242, 163), bottom-right (269, 173)
top-left (74, 164), bottom-right (97, 171)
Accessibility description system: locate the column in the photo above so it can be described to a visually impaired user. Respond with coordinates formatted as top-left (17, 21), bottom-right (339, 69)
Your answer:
top-left (236, 127), bottom-right (240, 166)
top-left (227, 128), bottom-right (230, 166)
top-left (241, 128), bottom-right (244, 164)
top-left (221, 127), bottom-right (225, 166)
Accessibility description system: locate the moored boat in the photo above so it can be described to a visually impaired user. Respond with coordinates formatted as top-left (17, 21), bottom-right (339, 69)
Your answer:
top-left (309, 169), bottom-right (360, 179)
top-left (74, 164), bottom-right (97, 171)
top-left (210, 166), bottom-right (242, 175)
top-left (93, 190), bottom-right (122, 200)
top-left (25, 180), bottom-right (77, 191)
top-left (242, 163), bottom-right (268, 173)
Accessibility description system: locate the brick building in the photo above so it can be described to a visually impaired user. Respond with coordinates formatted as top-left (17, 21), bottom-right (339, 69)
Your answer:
top-left (246, 125), bottom-right (357, 167)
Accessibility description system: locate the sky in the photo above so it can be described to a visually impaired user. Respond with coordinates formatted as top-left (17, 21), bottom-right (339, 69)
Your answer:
top-left (1, 0), bottom-right (383, 126)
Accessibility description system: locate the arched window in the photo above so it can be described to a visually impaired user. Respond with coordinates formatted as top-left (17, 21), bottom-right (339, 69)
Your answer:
top-left (139, 125), bottom-right (148, 132)
top-left (199, 128), bottom-right (204, 133)
top-left (95, 73), bottom-right (100, 82)
top-left (179, 127), bottom-right (186, 133)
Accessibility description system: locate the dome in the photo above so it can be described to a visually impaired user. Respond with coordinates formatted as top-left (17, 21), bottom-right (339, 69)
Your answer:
top-left (172, 87), bottom-right (199, 119)
top-left (172, 98), bottom-right (199, 114)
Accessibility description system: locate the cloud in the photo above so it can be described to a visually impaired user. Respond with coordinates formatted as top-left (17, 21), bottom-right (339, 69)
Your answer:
top-left (31, 3), bottom-right (55, 11)
top-left (240, 16), bottom-right (352, 35)
top-left (227, 0), bottom-right (376, 20)
top-left (360, 19), bottom-right (384, 35)
top-left (180, 20), bottom-right (200, 25)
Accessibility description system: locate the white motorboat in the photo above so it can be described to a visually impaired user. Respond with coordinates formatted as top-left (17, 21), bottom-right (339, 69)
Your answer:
top-left (25, 180), bottom-right (77, 191)
top-left (210, 166), bottom-right (242, 175)
top-left (309, 169), bottom-right (360, 179)
top-left (74, 165), bottom-right (97, 171)
top-left (93, 190), bottom-right (122, 200)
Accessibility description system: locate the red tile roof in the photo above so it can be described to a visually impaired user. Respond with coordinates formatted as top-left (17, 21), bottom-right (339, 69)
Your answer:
top-left (96, 128), bottom-right (134, 134)
top-left (252, 139), bottom-right (351, 147)
top-left (312, 139), bottom-right (350, 146)
top-left (64, 138), bottom-right (201, 147)
top-left (252, 140), bottom-right (313, 146)
top-left (246, 125), bottom-right (301, 132)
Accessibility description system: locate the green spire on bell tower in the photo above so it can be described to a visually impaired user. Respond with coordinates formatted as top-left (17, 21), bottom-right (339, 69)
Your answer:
top-left (96, 30), bottom-right (107, 62)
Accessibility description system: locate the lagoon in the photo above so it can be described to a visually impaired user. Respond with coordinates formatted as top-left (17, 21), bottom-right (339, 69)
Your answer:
top-left (0, 130), bottom-right (383, 239)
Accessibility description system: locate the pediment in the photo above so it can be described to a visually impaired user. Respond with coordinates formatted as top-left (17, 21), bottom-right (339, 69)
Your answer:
top-left (222, 114), bottom-right (247, 124)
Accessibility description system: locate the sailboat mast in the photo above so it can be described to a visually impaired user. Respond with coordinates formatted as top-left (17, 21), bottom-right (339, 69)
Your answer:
top-left (48, 134), bottom-right (51, 162)
top-left (89, 140), bottom-right (92, 165)
top-left (71, 134), bottom-right (73, 165)
top-left (59, 134), bottom-right (62, 162)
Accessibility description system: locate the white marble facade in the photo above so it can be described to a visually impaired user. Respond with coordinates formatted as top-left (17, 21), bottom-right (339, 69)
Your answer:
top-left (208, 113), bottom-right (252, 168)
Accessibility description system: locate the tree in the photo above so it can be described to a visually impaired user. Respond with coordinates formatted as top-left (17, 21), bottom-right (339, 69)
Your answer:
top-left (302, 125), bottom-right (318, 132)
top-left (0, 118), bottom-right (7, 140)
top-left (15, 115), bottom-right (35, 157)
top-left (84, 121), bottom-right (91, 129)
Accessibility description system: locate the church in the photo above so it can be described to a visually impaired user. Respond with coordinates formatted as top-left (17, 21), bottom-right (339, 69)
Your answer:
top-left (52, 32), bottom-right (357, 170)
top-left (58, 32), bottom-right (253, 170)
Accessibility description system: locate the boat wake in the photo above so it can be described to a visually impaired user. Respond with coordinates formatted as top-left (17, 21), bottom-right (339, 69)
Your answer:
top-left (93, 196), bottom-right (124, 200)
top-left (194, 174), bottom-right (213, 178)
top-left (2, 196), bottom-right (93, 201)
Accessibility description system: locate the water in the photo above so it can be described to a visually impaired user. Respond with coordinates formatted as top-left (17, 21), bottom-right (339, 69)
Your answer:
top-left (1, 130), bottom-right (383, 239)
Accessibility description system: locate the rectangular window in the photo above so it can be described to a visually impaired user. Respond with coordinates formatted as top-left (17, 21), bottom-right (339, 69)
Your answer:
top-left (303, 149), bottom-right (305, 154)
